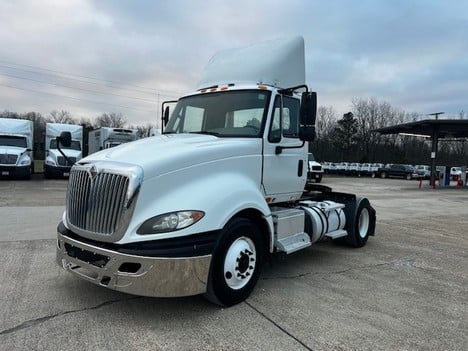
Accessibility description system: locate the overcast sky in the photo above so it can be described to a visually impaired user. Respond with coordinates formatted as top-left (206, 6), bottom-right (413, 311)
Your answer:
top-left (0, 0), bottom-right (467, 126)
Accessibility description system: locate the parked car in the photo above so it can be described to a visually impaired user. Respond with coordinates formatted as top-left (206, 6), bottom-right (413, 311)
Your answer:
top-left (377, 164), bottom-right (418, 180)
top-left (348, 163), bottom-right (360, 175)
top-left (336, 162), bottom-right (350, 175)
top-left (414, 165), bottom-right (431, 179)
top-left (307, 153), bottom-right (324, 183)
top-left (450, 167), bottom-right (462, 180)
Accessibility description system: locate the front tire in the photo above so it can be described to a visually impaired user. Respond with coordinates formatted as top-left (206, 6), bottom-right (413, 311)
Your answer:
top-left (380, 171), bottom-right (387, 179)
top-left (204, 218), bottom-right (263, 307)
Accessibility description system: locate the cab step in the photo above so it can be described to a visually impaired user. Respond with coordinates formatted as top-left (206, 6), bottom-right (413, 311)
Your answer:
top-left (276, 232), bottom-right (311, 254)
top-left (325, 229), bottom-right (347, 239)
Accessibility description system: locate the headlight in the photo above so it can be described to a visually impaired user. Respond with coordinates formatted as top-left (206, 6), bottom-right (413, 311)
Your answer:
top-left (45, 158), bottom-right (56, 166)
top-left (18, 154), bottom-right (31, 166)
top-left (137, 210), bottom-right (205, 234)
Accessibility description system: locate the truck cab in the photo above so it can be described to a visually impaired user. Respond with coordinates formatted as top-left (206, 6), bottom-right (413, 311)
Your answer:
top-left (88, 127), bottom-right (139, 154)
top-left (44, 123), bottom-right (83, 178)
top-left (56, 37), bottom-right (376, 306)
top-left (307, 152), bottom-right (323, 183)
top-left (0, 118), bottom-right (34, 179)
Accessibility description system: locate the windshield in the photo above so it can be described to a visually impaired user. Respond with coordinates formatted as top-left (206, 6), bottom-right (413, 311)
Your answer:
top-left (50, 139), bottom-right (81, 150)
top-left (0, 135), bottom-right (27, 148)
top-left (164, 90), bottom-right (271, 137)
top-left (308, 153), bottom-right (316, 162)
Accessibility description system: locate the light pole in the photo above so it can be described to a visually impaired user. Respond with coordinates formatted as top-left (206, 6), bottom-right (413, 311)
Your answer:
top-left (427, 112), bottom-right (443, 187)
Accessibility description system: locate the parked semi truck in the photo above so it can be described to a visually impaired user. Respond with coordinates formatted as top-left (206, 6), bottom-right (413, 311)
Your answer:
top-left (0, 118), bottom-right (34, 179)
top-left (44, 123), bottom-right (83, 178)
top-left (56, 37), bottom-right (376, 306)
top-left (88, 127), bottom-right (138, 154)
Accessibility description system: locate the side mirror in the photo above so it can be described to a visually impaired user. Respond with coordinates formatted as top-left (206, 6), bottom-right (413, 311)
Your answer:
top-left (300, 91), bottom-right (317, 141)
top-left (163, 106), bottom-right (170, 126)
top-left (300, 91), bottom-right (317, 125)
top-left (300, 126), bottom-right (316, 142)
top-left (57, 131), bottom-right (71, 148)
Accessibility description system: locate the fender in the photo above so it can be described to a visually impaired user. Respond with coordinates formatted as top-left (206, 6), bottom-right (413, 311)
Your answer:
top-left (120, 160), bottom-right (274, 246)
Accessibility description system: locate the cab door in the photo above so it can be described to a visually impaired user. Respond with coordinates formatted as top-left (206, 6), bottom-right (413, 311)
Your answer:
top-left (262, 94), bottom-right (307, 203)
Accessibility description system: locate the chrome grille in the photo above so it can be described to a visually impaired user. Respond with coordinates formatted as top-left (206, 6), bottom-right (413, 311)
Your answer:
top-left (57, 156), bottom-right (77, 166)
top-left (311, 166), bottom-right (322, 171)
top-left (66, 162), bottom-right (142, 241)
top-left (0, 154), bottom-right (18, 165)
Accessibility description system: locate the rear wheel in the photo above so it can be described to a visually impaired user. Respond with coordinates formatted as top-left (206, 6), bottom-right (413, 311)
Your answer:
top-left (405, 173), bottom-right (412, 180)
top-left (345, 198), bottom-right (374, 248)
top-left (204, 218), bottom-right (263, 307)
top-left (380, 171), bottom-right (387, 179)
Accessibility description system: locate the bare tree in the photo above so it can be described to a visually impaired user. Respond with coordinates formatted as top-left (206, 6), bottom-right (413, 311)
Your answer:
top-left (95, 112), bottom-right (127, 128)
top-left (47, 110), bottom-right (74, 124)
top-left (0, 110), bottom-right (20, 119)
top-left (78, 117), bottom-right (94, 129)
top-left (316, 106), bottom-right (337, 139)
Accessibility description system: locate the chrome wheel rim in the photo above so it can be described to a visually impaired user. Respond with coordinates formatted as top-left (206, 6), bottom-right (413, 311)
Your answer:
top-left (358, 208), bottom-right (370, 239)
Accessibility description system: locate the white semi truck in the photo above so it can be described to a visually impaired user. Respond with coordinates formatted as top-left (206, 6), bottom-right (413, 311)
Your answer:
top-left (88, 127), bottom-right (138, 154)
top-left (56, 37), bottom-right (376, 306)
top-left (0, 118), bottom-right (34, 179)
top-left (44, 123), bottom-right (83, 178)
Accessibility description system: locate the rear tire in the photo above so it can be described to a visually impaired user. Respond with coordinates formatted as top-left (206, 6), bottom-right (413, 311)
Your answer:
top-left (345, 198), bottom-right (374, 248)
top-left (405, 173), bottom-right (412, 180)
top-left (380, 171), bottom-right (387, 179)
top-left (204, 218), bottom-right (263, 307)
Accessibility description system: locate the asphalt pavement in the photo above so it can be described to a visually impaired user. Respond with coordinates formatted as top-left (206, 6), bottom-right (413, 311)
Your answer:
top-left (0, 175), bottom-right (466, 350)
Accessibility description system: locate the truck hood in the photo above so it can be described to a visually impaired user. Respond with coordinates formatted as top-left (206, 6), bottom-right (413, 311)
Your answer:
top-left (0, 146), bottom-right (28, 156)
top-left (80, 134), bottom-right (262, 179)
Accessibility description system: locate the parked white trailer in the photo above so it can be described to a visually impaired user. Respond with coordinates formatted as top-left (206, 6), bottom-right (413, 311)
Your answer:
top-left (56, 37), bottom-right (376, 306)
top-left (0, 118), bottom-right (34, 179)
top-left (88, 127), bottom-right (138, 154)
top-left (44, 123), bottom-right (83, 178)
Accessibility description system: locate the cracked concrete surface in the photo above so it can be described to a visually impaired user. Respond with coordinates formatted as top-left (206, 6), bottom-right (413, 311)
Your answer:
top-left (0, 176), bottom-right (467, 350)
top-left (0, 297), bottom-right (142, 336)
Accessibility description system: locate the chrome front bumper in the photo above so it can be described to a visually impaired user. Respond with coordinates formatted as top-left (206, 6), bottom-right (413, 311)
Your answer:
top-left (56, 232), bottom-right (212, 297)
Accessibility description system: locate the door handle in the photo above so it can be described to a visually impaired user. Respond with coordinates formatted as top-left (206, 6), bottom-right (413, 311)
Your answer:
top-left (298, 160), bottom-right (303, 177)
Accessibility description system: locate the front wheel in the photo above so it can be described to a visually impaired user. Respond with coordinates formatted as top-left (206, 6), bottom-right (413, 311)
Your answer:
top-left (405, 173), bottom-right (412, 180)
top-left (380, 171), bottom-right (387, 179)
top-left (204, 218), bottom-right (263, 307)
